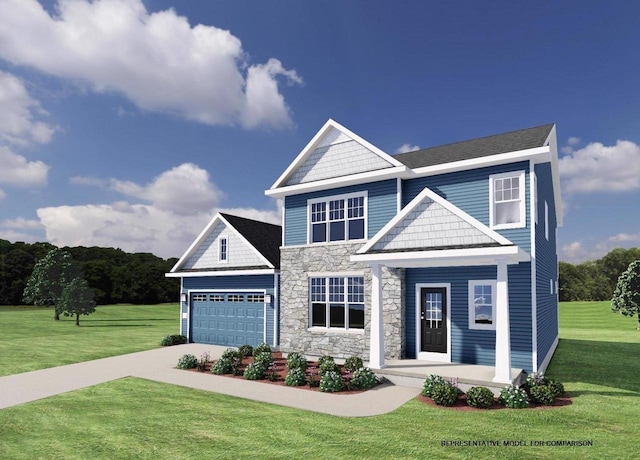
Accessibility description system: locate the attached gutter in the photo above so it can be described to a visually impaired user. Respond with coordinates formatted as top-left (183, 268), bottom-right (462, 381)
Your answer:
top-left (166, 268), bottom-right (279, 278)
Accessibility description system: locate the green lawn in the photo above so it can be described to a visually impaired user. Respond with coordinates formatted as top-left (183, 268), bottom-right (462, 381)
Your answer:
top-left (0, 302), bottom-right (639, 459)
top-left (0, 304), bottom-right (179, 376)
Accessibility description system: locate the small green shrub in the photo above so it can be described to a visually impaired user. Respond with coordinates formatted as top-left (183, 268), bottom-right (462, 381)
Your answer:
top-left (286, 352), bottom-right (308, 371)
top-left (211, 356), bottom-right (235, 375)
top-left (530, 384), bottom-right (557, 405)
top-left (253, 351), bottom-right (274, 371)
top-left (431, 382), bottom-right (459, 406)
top-left (421, 374), bottom-right (447, 397)
top-left (344, 356), bottom-right (364, 372)
top-left (284, 367), bottom-right (307, 386)
top-left (243, 363), bottom-right (265, 380)
top-left (549, 379), bottom-right (565, 398)
top-left (466, 386), bottom-right (495, 409)
top-left (318, 356), bottom-right (339, 376)
top-left (160, 334), bottom-right (187, 346)
top-left (317, 355), bottom-right (334, 368)
top-left (350, 367), bottom-right (378, 389)
top-left (319, 370), bottom-right (343, 393)
top-left (176, 354), bottom-right (198, 369)
top-left (253, 343), bottom-right (271, 357)
top-left (526, 372), bottom-right (549, 387)
top-left (221, 348), bottom-right (242, 361)
top-left (499, 384), bottom-right (529, 409)
top-left (238, 344), bottom-right (253, 357)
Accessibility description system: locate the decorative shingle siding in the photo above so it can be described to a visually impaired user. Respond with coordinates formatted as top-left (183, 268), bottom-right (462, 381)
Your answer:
top-left (405, 263), bottom-right (532, 372)
top-left (371, 197), bottom-right (496, 252)
top-left (285, 140), bottom-right (394, 186)
top-left (284, 179), bottom-right (397, 246)
top-left (183, 223), bottom-right (265, 270)
top-left (180, 275), bottom-right (276, 345)
top-left (402, 161), bottom-right (531, 252)
top-left (534, 162), bottom-right (559, 371)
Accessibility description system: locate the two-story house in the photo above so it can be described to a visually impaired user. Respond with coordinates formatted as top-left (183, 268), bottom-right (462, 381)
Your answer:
top-left (168, 119), bottom-right (561, 384)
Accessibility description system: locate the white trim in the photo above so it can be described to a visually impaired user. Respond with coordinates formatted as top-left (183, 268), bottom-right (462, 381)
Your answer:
top-left (544, 125), bottom-right (563, 226)
top-left (306, 327), bottom-right (365, 335)
top-left (415, 283), bottom-right (451, 362)
top-left (273, 273), bottom-right (279, 347)
top-left (218, 235), bottom-right (228, 263)
top-left (530, 159), bottom-right (538, 372)
top-left (396, 177), bottom-right (402, 214)
top-left (369, 264), bottom-right (385, 368)
top-left (166, 268), bottom-right (278, 278)
top-left (468, 280), bottom-right (497, 331)
top-left (538, 336), bottom-right (559, 374)
top-left (307, 271), bottom-right (365, 278)
top-left (532, 170), bottom-right (538, 226)
top-left (493, 262), bottom-right (512, 383)
top-left (268, 119), bottom-right (406, 191)
top-left (180, 277), bottom-right (186, 338)
top-left (281, 202), bottom-right (286, 247)
top-left (489, 170), bottom-right (526, 230)
top-left (544, 201), bottom-right (549, 241)
top-left (358, 185), bottom-right (512, 255)
top-left (307, 191), bottom-right (368, 244)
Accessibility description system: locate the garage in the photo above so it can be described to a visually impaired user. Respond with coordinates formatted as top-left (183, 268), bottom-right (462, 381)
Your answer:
top-left (190, 292), bottom-right (265, 347)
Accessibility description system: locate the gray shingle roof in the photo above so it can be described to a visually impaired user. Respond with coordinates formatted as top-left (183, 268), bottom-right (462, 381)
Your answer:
top-left (393, 124), bottom-right (554, 169)
top-left (219, 213), bottom-right (282, 269)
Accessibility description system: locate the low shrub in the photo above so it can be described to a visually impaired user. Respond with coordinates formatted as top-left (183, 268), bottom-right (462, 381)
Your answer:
top-left (176, 354), bottom-right (198, 369)
top-left (549, 380), bottom-right (565, 398)
top-left (160, 334), bottom-right (187, 346)
top-left (318, 356), bottom-right (339, 376)
top-left (499, 384), bottom-right (529, 409)
top-left (421, 374), bottom-right (447, 397)
top-left (221, 348), bottom-right (243, 361)
top-left (284, 367), bottom-right (307, 386)
top-left (211, 356), bottom-right (236, 375)
top-left (319, 370), bottom-right (343, 393)
top-left (286, 352), bottom-right (308, 371)
top-left (466, 386), bottom-right (495, 409)
top-left (317, 355), bottom-right (334, 368)
top-left (431, 382), bottom-right (459, 406)
top-left (196, 351), bottom-right (210, 372)
top-left (344, 356), bottom-right (364, 372)
top-left (253, 343), bottom-right (271, 357)
top-left (253, 351), bottom-right (274, 371)
top-left (238, 344), bottom-right (253, 357)
top-left (243, 363), bottom-right (265, 380)
top-left (530, 384), bottom-right (557, 405)
top-left (526, 372), bottom-right (549, 387)
top-left (350, 367), bottom-right (378, 390)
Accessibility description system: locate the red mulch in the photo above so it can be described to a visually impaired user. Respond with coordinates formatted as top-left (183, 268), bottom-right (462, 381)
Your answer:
top-left (417, 392), bottom-right (572, 411)
top-left (187, 352), bottom-right (373, 394)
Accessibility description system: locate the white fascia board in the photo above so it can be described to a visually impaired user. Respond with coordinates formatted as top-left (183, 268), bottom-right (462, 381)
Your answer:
top-left (351, 245), bottom-right (530, 268)
top-left (169, 213), bottom-right (223, 273)
top-left (544, 125), bottom-right (563, 227)
top-left (409, 146), bottom-right (551, 178)
top-left (265, 165), bottom-right (410, 198)
top-left (268, 119), bottom-right (406, 192)
top-left (166, 268), bottom-right (278, 278)
top-left (217, 214), bottom-right (275, 269)
top-left (357, 185), bottom-right (512, 254)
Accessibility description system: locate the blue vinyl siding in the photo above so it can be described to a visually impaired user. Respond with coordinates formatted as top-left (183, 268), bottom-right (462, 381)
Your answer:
top-left (405, 263), bottom-right (532, 372)
top-left (402, 162), bottom-right (531, 252)
top-left (284, 179), bottom-right (397, 246)
top-left (534, 162), bottom-right (559, 369)
top-left (180, 275), bottom-right (276, 345)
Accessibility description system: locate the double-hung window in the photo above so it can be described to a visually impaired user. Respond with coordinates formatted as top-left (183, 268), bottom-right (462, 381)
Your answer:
top-left (309, 276), bottom-right (365, 330)
top-left (468, 280), bottom-right (496, 330)
top-left (309, 193), bottom-right (366, 243)
top-left (489, 171), bottom-right (525, 229)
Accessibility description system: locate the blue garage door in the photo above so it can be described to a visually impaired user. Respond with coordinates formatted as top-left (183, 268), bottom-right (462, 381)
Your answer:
top-left (190, 292), bottom-right (264, 347)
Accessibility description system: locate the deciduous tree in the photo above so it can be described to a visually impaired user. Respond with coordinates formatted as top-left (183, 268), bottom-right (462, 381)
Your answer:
top-left (59, 278), bottom-right (96, 326)
top-left (611, 260), bottom-right (640, 330)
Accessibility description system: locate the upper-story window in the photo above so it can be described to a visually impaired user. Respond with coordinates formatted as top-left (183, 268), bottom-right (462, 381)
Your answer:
top-left (308, 192), bottom-right (366, 243)
top-left (489, 171), bottom-right (525, 229)
top-left (219, 237), bottom-right (228, 262)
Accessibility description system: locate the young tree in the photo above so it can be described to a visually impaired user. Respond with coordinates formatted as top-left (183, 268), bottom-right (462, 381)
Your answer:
top-left (611, 260), bottom-right (640, 330)
top-left (59, 278), bottom-right (96, 326)
top-left (22, 248), bottom-right (81, 320)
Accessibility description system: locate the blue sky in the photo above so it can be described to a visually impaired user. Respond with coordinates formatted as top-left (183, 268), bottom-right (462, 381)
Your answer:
top-left (0, 0), bottom-right (638, 262)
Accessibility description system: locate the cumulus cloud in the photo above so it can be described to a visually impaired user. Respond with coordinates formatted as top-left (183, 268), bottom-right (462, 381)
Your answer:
top-left (0, 217), bottom-right (44, 230)
top-left (0, 146), bottom-right (50, 186)
top-left (395, 143), bottom-right (420, 154)
top-left (559, 140), bottom-right (640, 194)
top-left (608, 233), bottom-right (640, 244)
top-left (560, 234), bottom-right (640, 263)
top-left (0, 0), bottom-right (302, 129)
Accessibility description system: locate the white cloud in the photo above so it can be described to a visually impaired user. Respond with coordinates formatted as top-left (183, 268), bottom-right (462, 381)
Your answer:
top-left (608, 233), bottom-right (640, 244)
top-left (0, 189), bottom-right (5, 201)
top-left (559, 241), bottom-right (588, 263)
top-left (567, 137), bottom-right (580, 146)
top-left (0, 146), bottom-right (50, 186)
top-left (560, 234), bottom-right (640, 263)
top-left (395, 143), bottom-right (420, 154)
top-left (0, 228), bottom-right (39, 243)
top-left (0, 70), bottom-right (56, 146)
top-left (559, 140), bottom-right (640, 194)
top-left (0, 0), bottom-right (302, 129)
top-left (0, 217), bottom-right (43, 230)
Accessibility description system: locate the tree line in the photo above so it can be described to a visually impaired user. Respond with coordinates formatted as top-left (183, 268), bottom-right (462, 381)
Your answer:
top-left (0, 240), bottom-right (179, 306)
top-left (559, 247), bottom-right (640, 302)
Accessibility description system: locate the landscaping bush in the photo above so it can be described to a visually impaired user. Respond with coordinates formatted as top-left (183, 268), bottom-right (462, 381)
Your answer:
top-left (286, 352), bottom-right (308, 371)
top-left (211, 356), bottom-right (235, 375)
top-left (238, 344), bottom-right (253, 357)
top-left (350, 367), bottom-right (378, 390)
top-left (253, 343), bottom-right (271, 357)
top-left (317, 355), bottom-right (334, 368)
top-left (196, 351), bottom-right (210, 372)
top-left (284, 367), bottom-right (307, 386)
top-left (318, 356), bottom-right (339, 376)
top-left (160, 334), bottom-right (187, 346)
top-left (431, 382), bottom-right (459, 406)
top-left (466, 386), bottom-right (495, 409)
top-left (221, 348), bottom-right (243, 361)
top-left (530, 384), bottom-right (557, 405)
top-left (253, 351), bottom-right (274, 371)
top-left (344, 356), bottom-right (364, 372)
top-left (421, 374), bottom-right (447, 397)
top-left (176, 354), bottom-right (198, 369)
top-left (549, 380), bottom-right (565, 398)
top-left (319, 370), bottom-right (343, 393)
top-left (243, 363), bottom-right (265, 380)
top-left (499, 384), bottom-right (529, 409)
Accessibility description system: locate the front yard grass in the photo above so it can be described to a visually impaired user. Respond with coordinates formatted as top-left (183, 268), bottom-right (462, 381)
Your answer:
top-left (0, 301), bottom-right (638, 459)
top-left (0, 304), bottom-right (178, 376)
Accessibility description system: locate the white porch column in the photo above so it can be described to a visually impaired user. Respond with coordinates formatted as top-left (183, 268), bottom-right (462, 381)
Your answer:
top-left (493, 261), bottom-right (512, 384)
top-left (369, 263), bottom-right (385, 369)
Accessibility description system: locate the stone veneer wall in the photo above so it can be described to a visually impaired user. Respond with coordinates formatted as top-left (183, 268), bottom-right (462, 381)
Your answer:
top-left (279, 243), bottom-right (405, 360)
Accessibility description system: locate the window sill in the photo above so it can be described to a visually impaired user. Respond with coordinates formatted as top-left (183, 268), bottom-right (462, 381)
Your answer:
top-left (490, 223), bottom-right (526, 231)
top-left (468, 325), bottom-right (496, 331)
top-left (307, 327), bottom-right (365, 335)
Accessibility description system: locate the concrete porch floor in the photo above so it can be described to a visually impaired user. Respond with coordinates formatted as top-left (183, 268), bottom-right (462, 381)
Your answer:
top-left (372, 359), bottom-right (526, 394)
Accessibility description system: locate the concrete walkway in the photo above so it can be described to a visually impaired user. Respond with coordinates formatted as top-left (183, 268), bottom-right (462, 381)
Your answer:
top-left (0, 344), bottom-right (419, 417)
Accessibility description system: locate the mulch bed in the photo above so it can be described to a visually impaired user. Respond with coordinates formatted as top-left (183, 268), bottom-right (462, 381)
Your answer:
top-left (187, 352), bottom-right (374, 394)
top-left (417, 392), bottom-right (572, 411)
